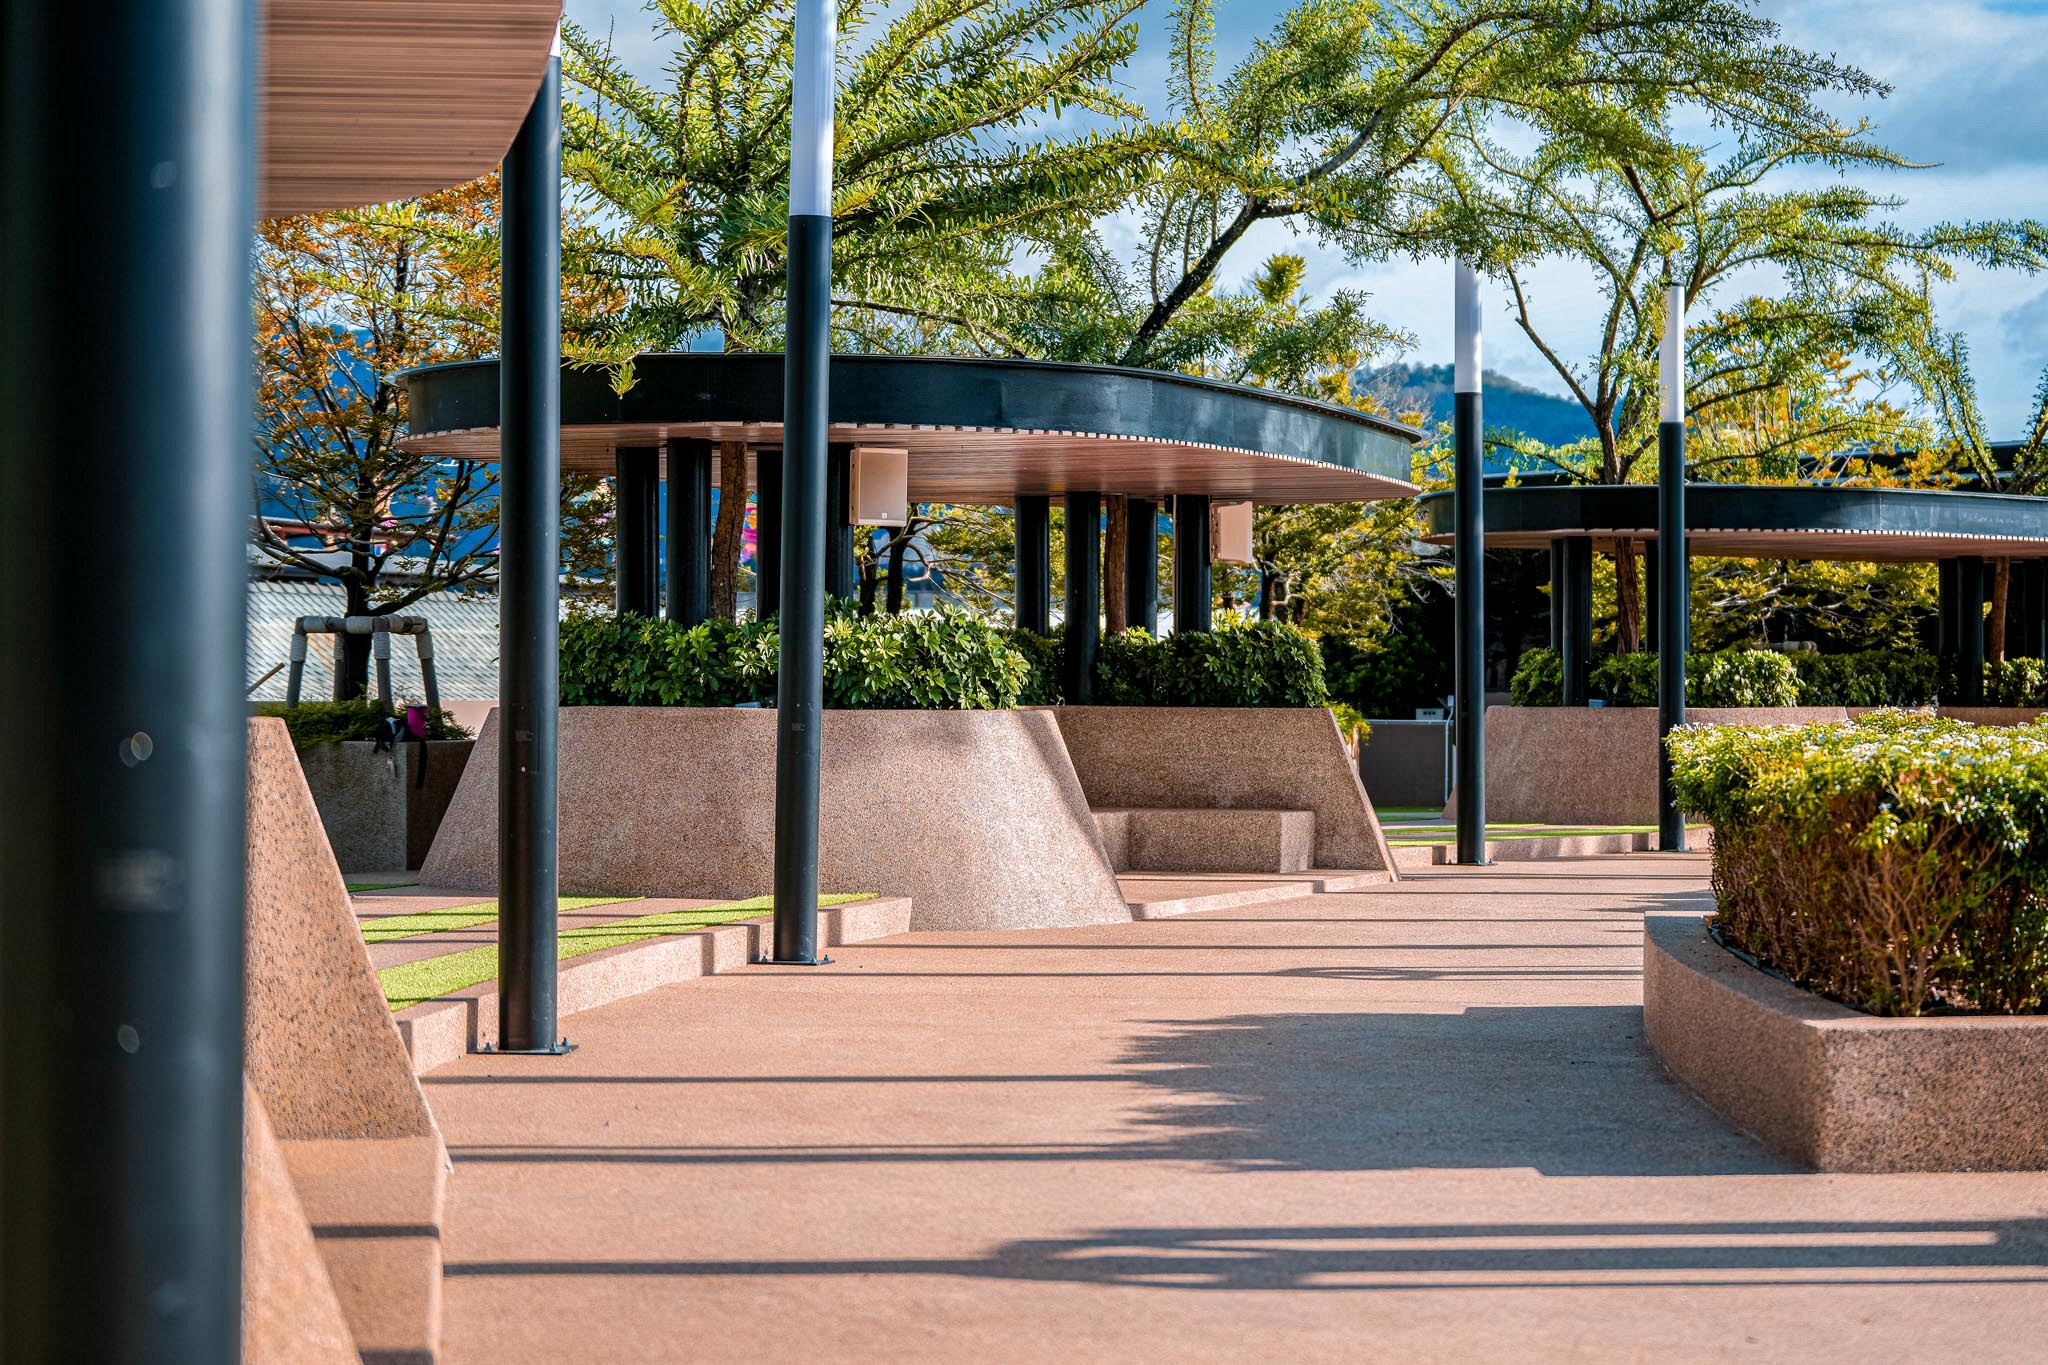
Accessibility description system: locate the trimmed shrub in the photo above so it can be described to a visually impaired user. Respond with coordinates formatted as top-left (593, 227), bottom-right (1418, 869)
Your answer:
top-left (1509, 647), bottom-right (1564, 707)
top-left (1590, 651), bottom-right (1658, 707)
top-left (1005, 625), bottom-right (1063, 706)
top-left (1320, 628), bottom-right (1446, 717)
top-left (1094, 627), bottom-right (1168, 706)
top-left (560, 607), bottom-right (1027, 710)
top-left (1010, 619), bottom-right (1329, 708)
top-left (1667, 712), bottom-right (2048, 1015)
top-left (254, 698), bottom-right (470, 749)
top-left (1986, 657), bottom-right (2048, 708)
top-left (1689, 649), bottom-right (1801, 708)
top-left (1789, 650), bottom-right (1940, 707)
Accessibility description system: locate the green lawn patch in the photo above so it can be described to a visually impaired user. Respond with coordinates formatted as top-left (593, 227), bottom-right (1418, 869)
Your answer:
top-left (347, 880), bottom-right (418, 893)
top-left (1385, 825), bottom-right (1659, 847)
top-left (360, 895), bottom-right (643, 944)
top-left (379, 892), bottom-right (876, 1010)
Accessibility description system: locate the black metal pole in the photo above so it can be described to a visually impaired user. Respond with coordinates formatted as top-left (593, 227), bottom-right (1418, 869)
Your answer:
top-left (1561, 537), bottom-right (1593, 706)
top-left (2, 1), bottom-right (253, 1357)
top-left (497, 48), bottom-right (565, 1053)
top-left (1015, 495), bottom-right (1052, 633)
top-left (1960, 555), bottom-right (1986, 706)
top-left (1937, 558), bottom-right (1959, 660)
top-left (1656, 286), bottom-right (1689, 851)
top-left (772, 0), bottom-right (836, 965)
top-left (756, 448), bottom-right (783, 618)
top-left (1126, 496), bottom-right (1160, 633)
top-left (1548, 540), bottom-right (1564, 653)
top-left (1174, 493), bottom-right (1213, 632)
top-left (1452, 261), bottom-right (1487, 866)
top-left (1064, 492), bottom-right (1103, 703)
top-left (825, 443), bottom-right (856, 601)
top-left (614, 445), bottom-right (660, 616)
top-left (665, 438), bottom-right (713, 626)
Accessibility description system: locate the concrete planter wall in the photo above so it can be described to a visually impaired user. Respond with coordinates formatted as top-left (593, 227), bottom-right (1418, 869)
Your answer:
top-left (1052, 706), bottom-right (1395, 873)
top-left (421, 707), bottom-right (1131, 932)
top-left (296, 739), bottom-right (474, 873)
top-left (1456, 706), bottom-right (1851, 825)
top-left (1644, 914), bottom-right (2048, 1171)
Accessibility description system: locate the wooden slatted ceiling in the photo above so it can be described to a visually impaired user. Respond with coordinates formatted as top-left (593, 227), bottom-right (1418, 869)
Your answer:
top-left (260, 0), bottom-right (561, 219)
top-left (402, 422), bottom-right (1420, 505)
top-left (1423, 527), bottom-right (2048, 562)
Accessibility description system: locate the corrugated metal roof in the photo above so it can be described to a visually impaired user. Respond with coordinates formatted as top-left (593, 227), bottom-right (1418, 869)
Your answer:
top-left (247, 581), bottom-right (504, 702)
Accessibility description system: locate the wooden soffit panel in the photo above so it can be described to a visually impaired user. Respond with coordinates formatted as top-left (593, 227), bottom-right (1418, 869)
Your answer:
top-left (260, 0), bottom-right (561, 219)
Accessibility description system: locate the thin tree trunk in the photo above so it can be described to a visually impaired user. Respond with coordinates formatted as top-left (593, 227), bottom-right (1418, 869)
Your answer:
top-left (1613, 537), bottom-right (1643, 653)
top-left (885, 533), bottom-right (908, 613)
top-left (709, 440), bottom-right (747, 619)
top-left (1103, 496), bottom-right (1127, 634)
top-left (334, 578), bottom-right (373, 700)
top-left (1989, 557), bottom-right (2011, 664)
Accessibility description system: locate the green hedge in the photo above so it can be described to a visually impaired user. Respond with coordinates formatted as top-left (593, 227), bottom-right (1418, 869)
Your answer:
top-left (1074, 619), bottom-right (1330, 707)
top-left (1985, 658), bottom-right (2048, 708)
top-left (1668, 712), bottom-right (2048, 1015)
top-left (253, 699), bottom-right (470, 750)
top-left (1511, 646), bottom-right (1940, 708)
top-left (560, 607), bottom-right (1026, 710)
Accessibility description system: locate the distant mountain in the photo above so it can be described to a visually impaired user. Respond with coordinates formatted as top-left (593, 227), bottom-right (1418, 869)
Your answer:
top-left (1360, 362), bottom-right (1597, 451)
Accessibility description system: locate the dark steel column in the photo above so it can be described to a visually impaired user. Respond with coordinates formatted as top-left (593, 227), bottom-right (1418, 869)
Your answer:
top-left (1126, 496), bottom-right (1160, 633)
top-left (1560, 537), bottom-right (1594, 706)
top-left (1174, 493), bottom-right (1213, 632)
top-left (772, 0), bottom-right (836, 965)
top-left (1548, 540), bottom-right (1565, 653)
top-left (2, 0), bottom-right (254, 1357)
top-left (614, 445), bottom-right (660, 616)
top-left (1064, 492), bottom-right (1103, 703)
top-left (1959, 555), bottom-right (1986, 706)
top-left (825, 443), bottom-right (856, 601)
top-left (755, 448), bottom-right (782, 618)
top-left (1655, 284), bottom-right (1689, 852)
top-left (663, 438), bottom-right (711, 626)
top-left (1937, 558), bottom-right (1959, 659)
top-left (497, 50), bottom-right (565, 1053)
top-left (1014, 495), bottom-right (1052, 633)
top-left (1452, 261), bottom-right (1486, 865)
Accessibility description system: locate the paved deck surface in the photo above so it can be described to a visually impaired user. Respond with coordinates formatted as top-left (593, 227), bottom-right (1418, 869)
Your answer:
top-left (422, 856), bottom-right (2048, 1363)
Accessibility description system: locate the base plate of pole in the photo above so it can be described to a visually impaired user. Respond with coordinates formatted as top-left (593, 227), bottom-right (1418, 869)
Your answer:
top-left (481, 1039), bottom-right (577, 1055)
top-left (756, 955), bottom-right (833, 966)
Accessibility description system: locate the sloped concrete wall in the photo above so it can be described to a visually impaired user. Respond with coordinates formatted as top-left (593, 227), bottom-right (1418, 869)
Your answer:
top-left (1051, 707), bottom-right (1394, 873)
top-left (422, 707), bottom-right (1131, 932)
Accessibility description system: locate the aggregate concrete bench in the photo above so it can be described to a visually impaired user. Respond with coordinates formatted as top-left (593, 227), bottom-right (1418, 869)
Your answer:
top-left (246, 718), bottom-right (449, 1364)
top-left (1094, 807), bottom-right (1315, 874)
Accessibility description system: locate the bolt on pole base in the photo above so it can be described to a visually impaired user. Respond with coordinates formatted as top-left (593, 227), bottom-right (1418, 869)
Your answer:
top-left (482, 1039), bottom-right (577, 1056)
top-left (756, 954), bottom-right (834, 966)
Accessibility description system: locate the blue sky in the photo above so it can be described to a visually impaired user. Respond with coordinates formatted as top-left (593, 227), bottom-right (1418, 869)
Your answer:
top-left (566, 0), bottom-right (2048, 437)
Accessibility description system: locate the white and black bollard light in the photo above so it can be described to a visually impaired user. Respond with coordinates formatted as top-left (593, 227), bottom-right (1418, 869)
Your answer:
top-left (1656, 281), bottom-right (1689, 851)
top-left (771, 0), bottom-right (838, 965)
top-left (1453, 261), bottom-right (1488, 865)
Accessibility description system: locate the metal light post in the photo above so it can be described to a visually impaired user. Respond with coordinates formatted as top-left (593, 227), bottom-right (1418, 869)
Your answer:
top-left (1656, 282), bottom-right (1689, 852)
top-left (772, 0), bottom-right (838, 965)
top-left (2, 1), bottom-right (255, 1356)
top-left (497, 32), bottom-right (567, 1052)
top-left (1453, 261), bottom-right (1488, 865)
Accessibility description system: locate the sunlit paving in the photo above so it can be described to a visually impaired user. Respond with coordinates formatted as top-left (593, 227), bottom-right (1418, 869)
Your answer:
top-left (6, 1), bottom-right (2048, 1362)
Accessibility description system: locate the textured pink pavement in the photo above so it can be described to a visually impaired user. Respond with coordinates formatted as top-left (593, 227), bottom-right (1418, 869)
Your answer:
top-left (423, 856), bottom-right (2048, 1363)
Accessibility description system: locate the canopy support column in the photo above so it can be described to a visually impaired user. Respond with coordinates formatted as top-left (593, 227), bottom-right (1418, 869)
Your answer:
top-left (1064, 492), bottom-right (1102, 703)
top-left (1959, 555), bottom-right (1986, 706)
top-left (1174, 494), bottom-right (1212, 632)
top-left (1548, 541), bottom-right (1565, 652)
top-left (1125, 497), bottom-right (1159, 633)
top-left (664, 438), bottom-right (712, 626)
top-left (755, 449), bottom-right (782, 619)
top-left (497, 42), bottom-right (565, 1054)
top-left (1559, 537), bottom-right (1594, 707)
top-left (614, 446), bottom-right (660, 616)
top-left (1014, 495), bottom-right (1051, 634)
top-left (825, 442), bottom-right (856, 602)
top-left (1, 0), bottom-right (255, 1353)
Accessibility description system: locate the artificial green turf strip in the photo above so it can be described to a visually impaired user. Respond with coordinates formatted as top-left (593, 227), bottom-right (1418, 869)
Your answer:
top-left (347, 881), bottom-right (418, 893)
top-left (359, 895), bottom-right (643, 944)
top-left (1385, 826), bottom-right (1662, 846)
top-left (378, 893), bottom-right (876, 1010)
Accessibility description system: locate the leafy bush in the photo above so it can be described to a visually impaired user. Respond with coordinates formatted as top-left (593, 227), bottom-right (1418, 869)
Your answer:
top-left (1667, 712), bottom-right (2048, 1015)
top-left (1093, 627), bottom-right (1168, 706)
top-left (1689, 649), bottom-right (1802, 708)
top-left (1004, 625), bottom-right (1063, 706)
top-left (1010, 619), bottom-right (1330, 708)
top-left (561, 607), bottom-right (1027, 710)
top-left (1319, 628), bottom-right (1447, 717)
top-left (1789, 650), bottom-right (1939, 707)
top-left (1329, 701), bottom-right (1372, 743)
top-left (1590, 651), bottom-right (1659, 707)
top-left (1509, 647), bottom-right (1564, 707)
top-left (1985, 657), bottom-right (2048, 708)
top-left (255, 698), bottom-right (470, 749)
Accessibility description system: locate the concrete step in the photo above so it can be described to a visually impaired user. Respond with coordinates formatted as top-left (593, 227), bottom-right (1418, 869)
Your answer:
top-left (1095, 807), bottom-right (1315, 874)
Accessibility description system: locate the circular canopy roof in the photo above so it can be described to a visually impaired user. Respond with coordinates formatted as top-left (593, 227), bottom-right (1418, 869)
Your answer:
top-left (1418, 483), bottom-right (2048, 562)
top-left (397, 353), bottom-right (1422, 505)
